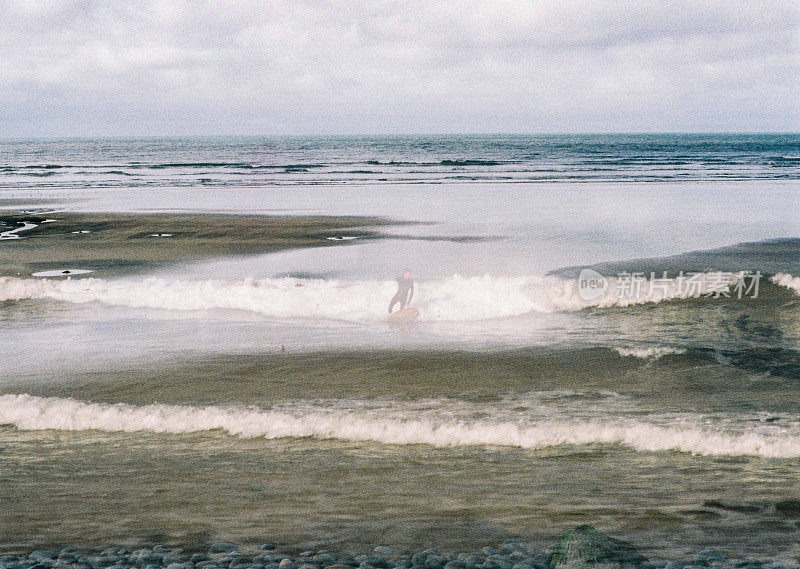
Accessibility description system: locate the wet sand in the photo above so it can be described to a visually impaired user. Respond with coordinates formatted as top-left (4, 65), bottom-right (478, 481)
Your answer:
top-left (0, 211), bottom-right (397, 277)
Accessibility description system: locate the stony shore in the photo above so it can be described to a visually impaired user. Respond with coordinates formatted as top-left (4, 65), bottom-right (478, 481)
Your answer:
top-left (1, 528), bottom-right (798, 569)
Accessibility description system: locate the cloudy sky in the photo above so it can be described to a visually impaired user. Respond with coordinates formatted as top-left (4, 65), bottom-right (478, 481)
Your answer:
top-left (1, 0), bottom-right (798, 137)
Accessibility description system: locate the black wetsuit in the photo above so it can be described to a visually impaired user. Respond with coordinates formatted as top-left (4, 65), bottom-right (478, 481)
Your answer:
top-left (388, 276), bottom-right (414, 313)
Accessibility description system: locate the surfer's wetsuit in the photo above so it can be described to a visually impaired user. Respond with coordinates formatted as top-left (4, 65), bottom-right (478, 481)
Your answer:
top-left (388, 276), bottom-right (414, 313)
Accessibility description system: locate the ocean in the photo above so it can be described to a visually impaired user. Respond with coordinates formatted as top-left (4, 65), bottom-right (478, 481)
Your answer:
top-left (1, 134), bottom-right (800, 558)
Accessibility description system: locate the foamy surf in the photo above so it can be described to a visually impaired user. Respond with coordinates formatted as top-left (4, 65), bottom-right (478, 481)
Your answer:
top-left (1, 394), bottom-right (798, 458)
top-left (0, 272), bottom-right (748, 322)
top-left (772, 273), bottom-right (800, 295)
top-left (613, 346), bottom-right (687, 359)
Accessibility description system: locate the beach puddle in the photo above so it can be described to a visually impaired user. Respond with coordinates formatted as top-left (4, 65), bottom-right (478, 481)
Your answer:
top-left (31, 269), bottom-right (94, 277)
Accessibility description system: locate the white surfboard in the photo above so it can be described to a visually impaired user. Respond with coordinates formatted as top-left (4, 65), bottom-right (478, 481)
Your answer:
top-left (388, 307), bottom-right (419, 323)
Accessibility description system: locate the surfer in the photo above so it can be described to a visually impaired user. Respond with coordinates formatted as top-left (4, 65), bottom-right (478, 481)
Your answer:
top-left (388, 269), bottom-right (414, 313)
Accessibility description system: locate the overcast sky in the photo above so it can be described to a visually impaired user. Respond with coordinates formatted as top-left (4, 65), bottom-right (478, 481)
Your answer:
top-left (0, 0), bottom-right (798, 137)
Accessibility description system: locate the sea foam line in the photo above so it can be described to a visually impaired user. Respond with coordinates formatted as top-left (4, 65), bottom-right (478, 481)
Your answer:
top-left (1, 394), bottom-right (798, 458)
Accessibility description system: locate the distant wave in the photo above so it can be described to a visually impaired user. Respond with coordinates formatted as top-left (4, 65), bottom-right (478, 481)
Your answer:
top-left (0, 272), bottom-right (753, 321)
top-left (1, 162), bottom-right (331, 172)
top-left (439, 159), bottom-right (504, 166)
top-left (364, 159), bottom-right (505, 167)
top-left (2, 135), bottom-right (798, 189)
top-left (18, 164), bottom-right (65, 170)
top-left (149, 161), bottom-right (254, 169)
top-left (139, 162), bottom-right (331, 170)
top-left (2, 394), bottom-right (798, 458)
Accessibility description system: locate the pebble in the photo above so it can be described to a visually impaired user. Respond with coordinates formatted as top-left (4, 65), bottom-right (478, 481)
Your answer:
top-left (699, 553), bottom-right (727, 563)
top-left (424, 557), bottom-right (444, 569)
top-left (314, 555), bottom-right (338, 567)
top-left (2, 535), bottom-right (797, 569)
top-left (210, 546), bottom-right (238, 555)
top-left (336, 555), bottom-right (358, 567)
top-left (411, 555), bottom-right (426, 567)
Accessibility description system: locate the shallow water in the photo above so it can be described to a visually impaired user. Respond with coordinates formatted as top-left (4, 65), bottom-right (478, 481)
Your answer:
top-left (2, 135), bottom-right (800, 556)
top-left (2, 426), bottom-right (800, 558)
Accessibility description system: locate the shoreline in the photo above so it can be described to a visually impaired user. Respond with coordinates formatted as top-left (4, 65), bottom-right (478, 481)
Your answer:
top-left (1, 527), bottom-right (798, 567)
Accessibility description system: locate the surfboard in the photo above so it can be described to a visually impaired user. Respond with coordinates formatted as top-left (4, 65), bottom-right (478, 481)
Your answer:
top-left (388, 307), bottom-right (419, 323)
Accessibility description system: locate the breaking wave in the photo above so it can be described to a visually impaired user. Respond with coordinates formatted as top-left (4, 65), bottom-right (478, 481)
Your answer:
top-left (613, 346), bottom-right (687, 359)
top-left (0, 272), bottom-right (749, 322)
top-left (772, 273), bottom-right (800, 296)
top-left (1, 394), bottom-right (799, 458)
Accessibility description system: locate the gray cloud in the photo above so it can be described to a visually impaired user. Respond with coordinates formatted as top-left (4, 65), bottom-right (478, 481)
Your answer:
top-left (0, 0), bottom-right (797, 136)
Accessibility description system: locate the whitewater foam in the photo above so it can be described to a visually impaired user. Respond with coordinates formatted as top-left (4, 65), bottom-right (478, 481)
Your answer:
top-left (772, 273), bottom-right (800, 296)
top-left (0, 272), bottom-right (744, 322)
top-left (1, 394), bottom-right (798, 458)
top-left (613, 346), bottom-right (687, 360)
